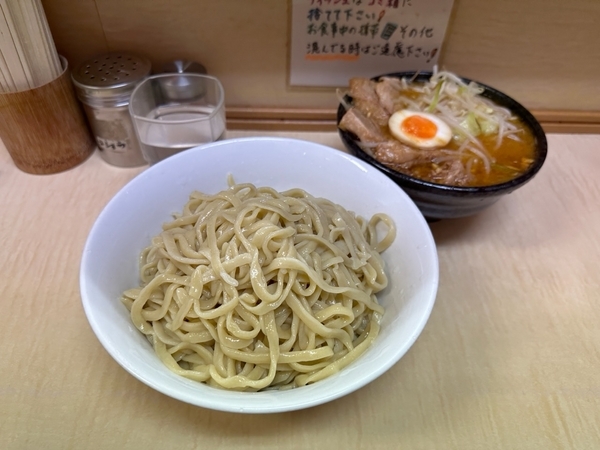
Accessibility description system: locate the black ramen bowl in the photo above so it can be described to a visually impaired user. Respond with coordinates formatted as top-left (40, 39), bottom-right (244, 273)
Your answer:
top-left (337, 72), bottom-right (548, 220)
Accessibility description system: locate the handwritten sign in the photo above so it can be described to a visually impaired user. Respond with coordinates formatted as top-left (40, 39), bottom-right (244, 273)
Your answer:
top-left (289, 0), bottom-right (455, 86)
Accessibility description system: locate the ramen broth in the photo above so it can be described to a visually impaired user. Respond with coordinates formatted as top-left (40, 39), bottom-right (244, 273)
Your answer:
top-left (381, 117), bottom-right (537, 187)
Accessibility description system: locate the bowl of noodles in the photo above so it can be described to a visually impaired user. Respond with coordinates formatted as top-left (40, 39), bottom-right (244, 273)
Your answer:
top-left (80, 137), bottom-right (438, 413)
top-left (337, 71), bottom-right (548, 220)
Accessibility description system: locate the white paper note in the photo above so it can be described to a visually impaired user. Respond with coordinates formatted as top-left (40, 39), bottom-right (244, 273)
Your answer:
top-left (289, 0), bottom-right (455, 87)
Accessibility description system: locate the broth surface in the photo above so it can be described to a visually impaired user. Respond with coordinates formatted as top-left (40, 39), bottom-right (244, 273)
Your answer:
top-left (397, 119), bottom-right (537, 186)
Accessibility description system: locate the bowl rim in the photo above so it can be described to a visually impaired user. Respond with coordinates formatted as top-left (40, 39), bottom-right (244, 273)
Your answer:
top-left (79, 136), bottom-right (439, 413)
top-left (337, 71), bottom-right (548, 195)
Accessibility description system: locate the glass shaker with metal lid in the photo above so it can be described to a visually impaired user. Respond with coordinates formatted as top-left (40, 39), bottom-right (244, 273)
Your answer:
top-left (71, 52), bottom-right (151, 167)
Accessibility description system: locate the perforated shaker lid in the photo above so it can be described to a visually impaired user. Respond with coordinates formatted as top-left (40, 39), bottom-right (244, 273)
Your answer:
top-left (71, 52), bottom-right (152, 107)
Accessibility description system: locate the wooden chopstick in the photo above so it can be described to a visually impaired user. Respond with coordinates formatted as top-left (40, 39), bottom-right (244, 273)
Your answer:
top-left (0, 2), bottom-right (30, 92)
top-left (0, 0), bottom-right (61, 93)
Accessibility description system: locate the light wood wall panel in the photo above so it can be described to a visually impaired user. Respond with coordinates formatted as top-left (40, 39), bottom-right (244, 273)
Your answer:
top-left (441, 0), bottom-right (600, 111)
top-left (41, 0), bottom-right (600, 115)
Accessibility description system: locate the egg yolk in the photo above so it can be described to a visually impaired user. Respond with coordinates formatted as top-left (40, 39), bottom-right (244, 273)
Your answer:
top-left (400, 115), bottom-right (438, 139)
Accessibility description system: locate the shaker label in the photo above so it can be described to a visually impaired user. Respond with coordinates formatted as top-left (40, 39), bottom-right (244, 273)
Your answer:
top-left (97, 137), bottom-right (128, 153)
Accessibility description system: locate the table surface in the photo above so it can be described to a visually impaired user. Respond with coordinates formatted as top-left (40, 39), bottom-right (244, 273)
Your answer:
top-left (1, 131), bottom-right (599, 450)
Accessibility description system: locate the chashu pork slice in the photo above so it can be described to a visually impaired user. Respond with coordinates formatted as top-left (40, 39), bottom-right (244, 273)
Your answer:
top-left (374, 141), bottom-right (471, 185)
top-left (339, 107), bottom-right (386, 147)
top-left (348, 77), bottom-right (379, 104)
top-left (375, 77), bottom-right (404, 115)
top-left (373, 140), bottom-right (422, 166)
top-left (353, 98), bottom-right (390, 127)
top-left (348, 77), bottom-right (391, 127)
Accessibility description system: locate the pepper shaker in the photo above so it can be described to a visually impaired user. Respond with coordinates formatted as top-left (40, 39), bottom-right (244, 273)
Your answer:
top-left (72, 52), bottom-right (151, 167)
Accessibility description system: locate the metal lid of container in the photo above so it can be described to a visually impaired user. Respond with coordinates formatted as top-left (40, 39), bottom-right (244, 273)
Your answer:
top-left (159, 60), bottom-right (208, 101)
top-left (71, 52), bottom-right (152, 107)
top-left (162, 60), bottom-right (207, 75)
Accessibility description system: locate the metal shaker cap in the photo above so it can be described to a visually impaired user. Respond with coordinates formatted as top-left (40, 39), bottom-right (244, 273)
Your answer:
top-left (71, 52), bottom-right (152, 107)
top-left (160, 60), bottom-right (208, 101)
top-left (162, 60), bottom-right (207, 75)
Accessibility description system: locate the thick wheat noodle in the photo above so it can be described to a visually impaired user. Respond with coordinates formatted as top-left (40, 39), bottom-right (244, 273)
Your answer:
top-left (122, 181), bottom-right (396, 391)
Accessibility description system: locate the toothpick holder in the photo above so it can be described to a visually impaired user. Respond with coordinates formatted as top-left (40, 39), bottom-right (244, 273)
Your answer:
top-left (0, 56), bottom-right (95, 174)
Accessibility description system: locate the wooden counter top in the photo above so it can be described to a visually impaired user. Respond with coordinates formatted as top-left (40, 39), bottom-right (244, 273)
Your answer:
top-left (1, 131), bottom-right (599, 449)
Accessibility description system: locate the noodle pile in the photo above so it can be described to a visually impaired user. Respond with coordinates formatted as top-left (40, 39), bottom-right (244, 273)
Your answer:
top-left (121, 181), bottom-right (396, 391)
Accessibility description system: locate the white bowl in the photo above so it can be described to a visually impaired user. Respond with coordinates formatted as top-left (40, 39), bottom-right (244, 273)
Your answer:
top-left (80, 137), bottom-right (438, 413)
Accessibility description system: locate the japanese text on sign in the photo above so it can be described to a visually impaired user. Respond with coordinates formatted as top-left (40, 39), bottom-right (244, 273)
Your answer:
top-left (289, 0), bottom-right (454, 86)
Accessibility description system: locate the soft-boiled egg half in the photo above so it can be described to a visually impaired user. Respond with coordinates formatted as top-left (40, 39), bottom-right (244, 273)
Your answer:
top-left (388, 110), bottom-right (452, 149)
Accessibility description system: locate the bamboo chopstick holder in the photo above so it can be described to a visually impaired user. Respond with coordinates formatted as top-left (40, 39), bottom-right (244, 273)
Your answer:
top-left (0, 57), bottom-right (94, 174)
